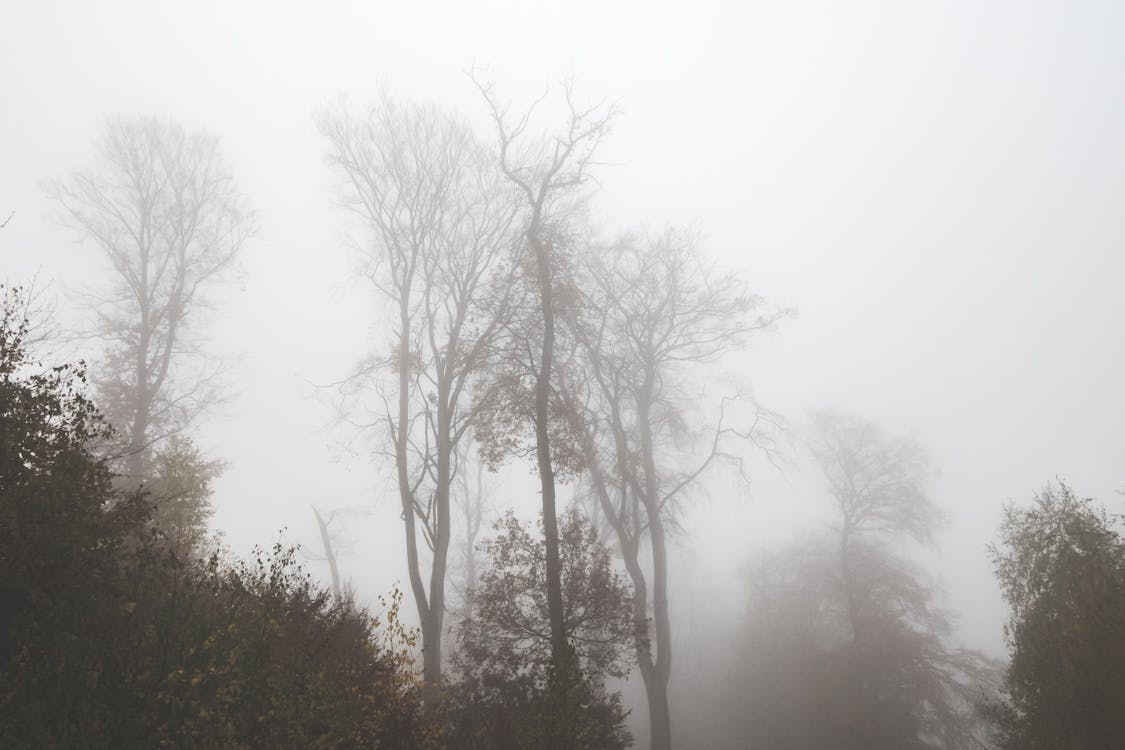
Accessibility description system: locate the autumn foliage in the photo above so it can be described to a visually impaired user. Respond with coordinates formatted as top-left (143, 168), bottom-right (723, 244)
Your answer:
top-left (0, 286), bottom-right (437, 749)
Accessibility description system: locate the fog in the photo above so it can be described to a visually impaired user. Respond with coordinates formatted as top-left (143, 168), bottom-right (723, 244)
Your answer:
top-left (3, 1), bottom-right (1124, 747)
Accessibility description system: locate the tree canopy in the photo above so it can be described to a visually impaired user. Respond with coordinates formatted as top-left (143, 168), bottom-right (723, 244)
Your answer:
top-left (990, 482), bottom-right (1125, 750)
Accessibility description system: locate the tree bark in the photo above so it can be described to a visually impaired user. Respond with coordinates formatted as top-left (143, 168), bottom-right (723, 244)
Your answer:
top-left (312, 507), bottom-right (342, 598)
top-left (530, 226), bottom-right (570, 677)
top-left (395, 293), bottom-right (437, 707)
top-left (424, 388), bottom-right (453, 706)
top-left (644, 670), bottom-right (673, 750)
top-left (638, 373), bottom-right (673, 750)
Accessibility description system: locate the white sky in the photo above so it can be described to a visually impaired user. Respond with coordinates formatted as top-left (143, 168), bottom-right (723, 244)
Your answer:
top-left (4, 0), bottom-right (1125, 723)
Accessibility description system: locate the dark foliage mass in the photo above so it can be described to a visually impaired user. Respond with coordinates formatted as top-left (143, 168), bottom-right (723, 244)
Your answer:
top-left (0, 286), bottom-right (435, 749)
top-left (448, 509), bottom-right (633, 749)
top-left (990, 483), bottom-right (1125, 750)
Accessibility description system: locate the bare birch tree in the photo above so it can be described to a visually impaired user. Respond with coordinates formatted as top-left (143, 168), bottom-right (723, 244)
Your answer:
top-left (47, 117), bottom-right (254, 484)
top-left (318, 94), bottom-right (518, 707)
top-left (565, 230), bottom-right (785, 750)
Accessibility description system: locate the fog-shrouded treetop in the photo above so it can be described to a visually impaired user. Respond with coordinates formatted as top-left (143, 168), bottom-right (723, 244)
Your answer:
top-left (46, 118), bottom-right (255, 482)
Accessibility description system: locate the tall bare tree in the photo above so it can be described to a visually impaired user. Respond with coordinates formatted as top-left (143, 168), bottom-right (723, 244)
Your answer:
top-left (319, 94), bottom-right (518, 707)
top-left (473, 80), bottom-right (615, 726)
top-left (565, 230), bottom-right (785, 750)
top-left (47, 117), bottom-right (254, 483)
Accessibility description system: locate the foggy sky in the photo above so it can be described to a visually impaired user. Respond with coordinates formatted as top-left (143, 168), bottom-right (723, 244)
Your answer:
top-left (3, 0), bottom-right (1124, 732)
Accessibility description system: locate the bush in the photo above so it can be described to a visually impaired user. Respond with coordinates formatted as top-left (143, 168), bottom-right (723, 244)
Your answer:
top-left (0, 285), bottom-right (436, 748)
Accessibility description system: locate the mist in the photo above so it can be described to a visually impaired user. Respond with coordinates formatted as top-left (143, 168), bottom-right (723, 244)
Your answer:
top-left (3, 2), bottom-right (1124, 748)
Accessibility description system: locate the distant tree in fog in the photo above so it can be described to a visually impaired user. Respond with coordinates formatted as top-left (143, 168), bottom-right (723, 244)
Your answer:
top-left (143, 435), bottom-right (223, 557)
top-left (450, 435), bottom-right (491, 626)
top-left (47, 117), bottom-right (254, 487)
top-left (310, 505), bottom-right (347, 599)
top-left (563, 229), bottom-right (784, 750)
top-left (725, 413), bottom-right (1001, 749)
top-left (806, 410), bottom-right (941, 639)
top-left (990, 482), bottom-right (1125, 749)
top-left (319, 93), bottom-right (518, 708)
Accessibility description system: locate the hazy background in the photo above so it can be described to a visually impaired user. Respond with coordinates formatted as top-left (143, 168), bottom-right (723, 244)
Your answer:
top-left (4, 0), bottom-right (1124, 741)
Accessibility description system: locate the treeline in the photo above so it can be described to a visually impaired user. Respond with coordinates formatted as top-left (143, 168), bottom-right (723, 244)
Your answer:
top-left (34, 82), bottom-right (779, 748)
top-left (0, 286), bottom-right (433, 747)
top-left (700, 414), bottom-right (1125, 750)
top-left (1, 283), bottom-right (636, 747)
top-left (5, 75), bottom-right (1125, 749)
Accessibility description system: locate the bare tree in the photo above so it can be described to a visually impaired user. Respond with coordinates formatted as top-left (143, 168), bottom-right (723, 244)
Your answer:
top-left (806, 410), bottom-right (940, 645)
top-left (311, 506), bottom-right (345, 599)
top-left (565, 230), bottom-right (786, 750)
top-left (47, 117), bottom-right (254, 483)
top-left (729, 530), bottom-right (1002, 750)
top-left (318, 93), bottom-right (518, 707)
top-left (472, 78), bottom-right (616, 727)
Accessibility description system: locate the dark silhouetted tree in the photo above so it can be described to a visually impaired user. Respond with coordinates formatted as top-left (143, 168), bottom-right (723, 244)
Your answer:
top-left (1, 283), bottom-right (149, 747)
top-left (990, 481), bottom-right (1125, 750)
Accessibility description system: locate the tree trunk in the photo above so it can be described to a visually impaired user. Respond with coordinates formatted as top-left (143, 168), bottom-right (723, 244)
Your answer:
top-left (839, 521), bottom-right (873, 745)
top-left (460, 456), bottom-right (483, 622)
top-left (530, 225), bottom-right (574, 748)
top-left (424, 391), bottom-right (453, 707)
top-left (577, 381), bottom-right (673, 750)
top-left (126, 405), bottom-right (149, 483)
top-left (127, 295), bottom-right (152, 483)
top-left (421, 615), bottom-right (442, 707)
top-left (395, 295), bottom-right (435, 708)
top-left (645, 515), bottom-right (673, 750)
top-left (627, 538), bottom-right (672, 750)
top-left (312, 507), bottom-right (342, 598)
top-left (638, 373), bottom-right (674, 750)
top-left (645, 672), bottom-right (673, 750)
